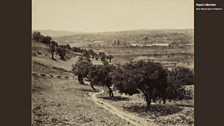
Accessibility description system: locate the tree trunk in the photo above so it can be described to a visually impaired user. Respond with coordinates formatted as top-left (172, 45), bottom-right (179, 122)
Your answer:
top-left (162, 97), bottom-right (166, 104)
top-left (107, 86), bottom-right (113, 97)
top-left (146, 97), bottom-right (151, 109)
top-left (51, 52), bottom-right (54, 59)
top-left (90, 82), bottom-right (96, 91)
top-left (78, 74), bottom-right (84, 84)
top-left (139, 88), bottom-right (151, 109)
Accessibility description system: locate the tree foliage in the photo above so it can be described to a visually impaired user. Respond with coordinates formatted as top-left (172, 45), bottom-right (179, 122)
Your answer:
top-left (88, 49), bottom-right (95, 58)
top-left (72, 47), bottom-right (82, 53)
top-left (32, 31), bottom-right (44, 42)
top-left (171, 67), bottom-right (194, 85)
top-left (107, 55), bottom-right (114, 63)
top-left (32, 31), bottom-right (52, 45)
top-left (42, 36), bottom-right (52, 45)
top-left (87, 64), bottom-right (115, 96)
top-left (82, 49), bottom-right (90, 58)
top-left (56, 45), bottom-right (67, 60)
top-left (49, 41), bottom-right (58, 59)
top-left (72, 56), bottom-right (93, 84)
top-left (112, 60), bottom-right (168, 108)
top-left (98, 52), bottom-right (106, 62)
top-left (65, 44), bottom-right (71, 50)
top-left (165, 67), bottom-right (194, 100)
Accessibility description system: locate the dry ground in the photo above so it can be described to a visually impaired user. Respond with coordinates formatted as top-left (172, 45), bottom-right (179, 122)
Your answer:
top-left (32, 41), bottom-right (194, 126)
top-left (32, 63), bottom-right (133, 126)
top-left (97, 87), bottom-right (194, 126)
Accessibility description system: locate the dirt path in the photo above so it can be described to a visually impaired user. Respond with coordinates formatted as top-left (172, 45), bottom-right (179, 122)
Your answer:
top-left (91, 87), bottom-right (158, 126)
top-left (32, 71), bottom-right (150, 125)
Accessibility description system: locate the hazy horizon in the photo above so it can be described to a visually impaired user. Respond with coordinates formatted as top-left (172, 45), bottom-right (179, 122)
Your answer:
top-left (32, 0), bottom-right (194, 32)
top-left (33, 28), bottom-right (194, 34)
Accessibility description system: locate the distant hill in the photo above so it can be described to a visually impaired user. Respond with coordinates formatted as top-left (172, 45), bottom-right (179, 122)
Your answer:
top-left (34, 29), bottom-right (194, 47)
top-left (33, 30), bottom-right (85, 37)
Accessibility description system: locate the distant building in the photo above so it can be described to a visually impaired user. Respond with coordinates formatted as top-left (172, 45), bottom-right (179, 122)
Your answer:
top-left (145, 43), bottom-right (169, 47)
top-left (130, 43), bottom-right (141, 47)
top-left (127, 42), bottom-right (169, 47)
top-left (92, 40), bottom-right (104, 43)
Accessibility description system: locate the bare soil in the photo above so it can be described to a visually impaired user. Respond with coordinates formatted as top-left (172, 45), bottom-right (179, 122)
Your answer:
top-left (32, 63), bottom-right (133, 126)
top-left (97, 87), bottom-right (194, 126)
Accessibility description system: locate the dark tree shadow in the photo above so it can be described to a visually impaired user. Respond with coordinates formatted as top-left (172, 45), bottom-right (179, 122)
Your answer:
top-left (49, 74), bottom-right (54, 78)
top-left (64, 76), bottom-right (69, 79)
top-left (123, 103), bottom-right (183, 117)
top-left (51, 58), bottom-right (57, 61)
top-left (40, 73), bottom-right (47, 77)
top-left (99, 96), bottom-right (129, 101)
top-left (79, 88), bottom-right (98, 92)
top-left (32, 73), bottom-right (37, 76)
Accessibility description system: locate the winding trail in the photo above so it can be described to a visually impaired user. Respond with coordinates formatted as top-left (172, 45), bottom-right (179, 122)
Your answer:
top-left (91, 87), bottom-right (158, 126)
top-left (33, 71), bottom-right (151, 125)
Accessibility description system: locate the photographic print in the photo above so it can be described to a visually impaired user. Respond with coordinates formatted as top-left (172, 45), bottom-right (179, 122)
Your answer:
top-left (32, 0), bottom-right (194, 126)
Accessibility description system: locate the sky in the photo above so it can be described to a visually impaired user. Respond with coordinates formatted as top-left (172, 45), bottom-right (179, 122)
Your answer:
top-left (32, 0), bottom-right (194, 32)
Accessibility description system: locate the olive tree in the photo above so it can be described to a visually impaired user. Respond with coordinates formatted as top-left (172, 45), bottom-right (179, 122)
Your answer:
top-left (98, 52), bottom-right (106, 62)
top-left (56, 45), bottom-right (67, 60)
top-left (42, 36), bottom-right (52, 45)
top-left (107, 55), bottom-right (114, 63)
top-left (166, 67), bottom-right (194, 100)
top-left (112, 60), bottom-right (168, 109)
top-left (87, 64), bottom-right (115, 97)
top-left (32, 31), bottom-right (44, 42)
top-left (49, 41), bottom-right (58, 59)
top-left (72, 56), bottom-right (92, 84)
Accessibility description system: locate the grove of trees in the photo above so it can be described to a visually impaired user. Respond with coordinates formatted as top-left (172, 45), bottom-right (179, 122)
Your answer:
top-left (33, 31), bottom-right (115, 64)
top-left (33, 31), bottom-right (73, 61)
top-left (72, 58), bottom-right (194, 109)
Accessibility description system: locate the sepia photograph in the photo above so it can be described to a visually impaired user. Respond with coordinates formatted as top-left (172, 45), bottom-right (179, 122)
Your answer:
top-left (32, 0), bottom-right (194, 125)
